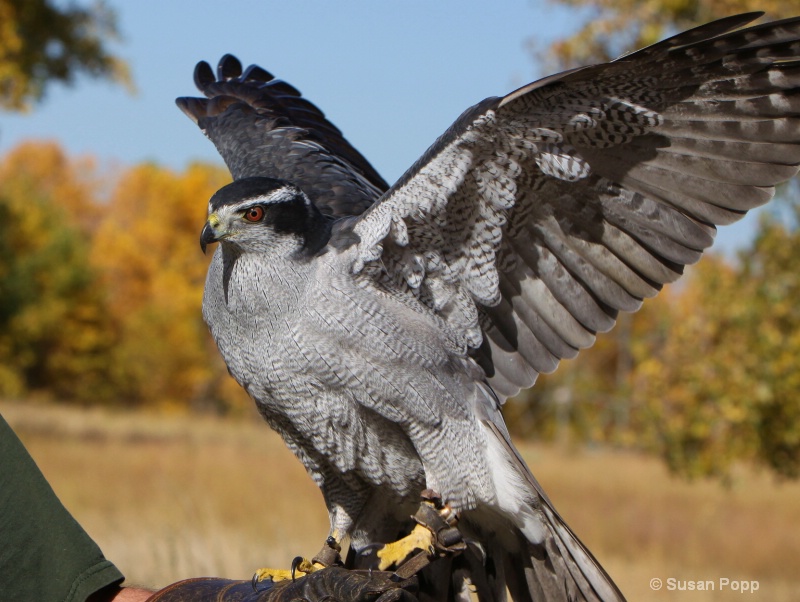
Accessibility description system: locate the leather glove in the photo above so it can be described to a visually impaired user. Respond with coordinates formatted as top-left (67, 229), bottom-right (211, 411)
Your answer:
top-left (145, 567), bottom-right (418, 602)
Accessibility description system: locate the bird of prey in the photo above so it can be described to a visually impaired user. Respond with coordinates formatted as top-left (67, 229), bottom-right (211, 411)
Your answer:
top-left (177, 12), bottom-right (800, 601)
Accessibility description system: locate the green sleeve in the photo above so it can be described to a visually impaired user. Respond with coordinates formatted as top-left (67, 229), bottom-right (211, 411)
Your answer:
top-left (0, 413), bottom-right (125, 602)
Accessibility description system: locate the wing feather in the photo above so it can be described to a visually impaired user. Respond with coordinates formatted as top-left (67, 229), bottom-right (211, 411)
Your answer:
top-left (485, 289), bottom-right (563, 374)
top-left (345, 14), bottom-right (800, 397)
top-left (177, 55), bottom-right (388, 217)
top-left (531, 217), bottom-right (643, 312)
top-left (510, 237), bottom-right (616, 334)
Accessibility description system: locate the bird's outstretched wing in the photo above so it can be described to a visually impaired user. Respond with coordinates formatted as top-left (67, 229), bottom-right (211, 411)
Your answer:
top-left (347, 12), bottom-right (800, 399)
top-left (176, 54), bottom-right (388, 217)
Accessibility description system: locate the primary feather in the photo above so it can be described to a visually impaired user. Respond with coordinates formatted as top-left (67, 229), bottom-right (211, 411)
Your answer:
top-left (179, 12), bottom-right (800, 601)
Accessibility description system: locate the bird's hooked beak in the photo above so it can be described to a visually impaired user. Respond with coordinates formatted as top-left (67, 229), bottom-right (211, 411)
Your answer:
top-left (200, 213), bottom-right (222, 254)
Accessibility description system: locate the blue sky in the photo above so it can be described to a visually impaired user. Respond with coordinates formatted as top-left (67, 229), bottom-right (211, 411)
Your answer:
top-left (0, 0), bottom-right (763, 254)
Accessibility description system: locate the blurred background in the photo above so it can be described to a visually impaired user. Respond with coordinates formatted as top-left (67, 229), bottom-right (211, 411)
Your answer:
top-left (1, 1), bottom-right (799, 599)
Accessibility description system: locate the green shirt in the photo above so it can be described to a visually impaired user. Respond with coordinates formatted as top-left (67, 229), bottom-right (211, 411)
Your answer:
top-left (0, 413), bottom-right (125, 602)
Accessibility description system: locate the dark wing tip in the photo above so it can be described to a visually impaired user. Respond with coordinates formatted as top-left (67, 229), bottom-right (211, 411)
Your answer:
top-left (218, 54), bottom-right (243, 81)
top-left (175, 96), bottom-right (207, 124)
top-left (193, 60), bottom-right (215, 92)
top-left (178, 53), bottom-right (390, 200)
top-left (618, 11), bottom-right (765, 61)
top-left (667, 11), bottom-right (765, 47)
top-left (265, 79), bottom-right (302, 98)
top-left (242, 64), bottom-right (275, 83)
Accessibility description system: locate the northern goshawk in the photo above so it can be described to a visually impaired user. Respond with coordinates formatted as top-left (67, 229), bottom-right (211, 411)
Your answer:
top-left (177, 12), bottom-right (800, 601)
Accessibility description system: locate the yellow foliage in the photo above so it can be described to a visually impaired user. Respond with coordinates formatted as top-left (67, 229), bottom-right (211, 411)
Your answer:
top-left (510, 215), bottom-right (800, 480)
top-left (90, 161), bottom-right (234, 409)
top-left (0, 140), bottom-right (101, 228)
top-left (0, 0), bottom-right (132, 111)
top-left (0, 142), bottom-right (112, 401)
top-left (2, 138), bottom-right (797, 478)
top-left (0, 141), bottom-right (251, 412)
top-left (540, 0), bottom-right (800, 70)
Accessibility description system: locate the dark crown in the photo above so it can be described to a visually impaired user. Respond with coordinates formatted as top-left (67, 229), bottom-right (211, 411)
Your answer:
top-left (211, 177), bottom-right (331, 255)
top-left (209, 177), bottom-right (295, 211)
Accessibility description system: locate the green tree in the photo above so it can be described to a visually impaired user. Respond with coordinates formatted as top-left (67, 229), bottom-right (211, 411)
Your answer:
top-left (0, 0), bottom-right (130, 111)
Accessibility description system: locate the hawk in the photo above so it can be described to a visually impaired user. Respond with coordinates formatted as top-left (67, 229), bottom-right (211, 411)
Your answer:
top-left (177, 13), bottom-right (800, 601)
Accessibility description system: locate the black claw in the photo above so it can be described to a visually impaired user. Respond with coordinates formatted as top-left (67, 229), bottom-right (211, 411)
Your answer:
top-left (291, 556), bottom-right (304, 581)
top-left (252, 573), bottom-right (275, 593)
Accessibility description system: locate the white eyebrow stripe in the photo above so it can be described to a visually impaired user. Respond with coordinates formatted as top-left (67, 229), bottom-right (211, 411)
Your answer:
top-left (244, 187), bottom-right (298, 205)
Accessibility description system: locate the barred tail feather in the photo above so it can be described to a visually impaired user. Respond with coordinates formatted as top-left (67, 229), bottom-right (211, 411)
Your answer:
top-left (472, 421), bottom-right (626, 601)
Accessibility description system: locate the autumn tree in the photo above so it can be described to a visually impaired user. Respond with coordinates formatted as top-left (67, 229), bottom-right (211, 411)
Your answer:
top-left (505, 298), bottom-right (668, 445)
top-left (0, 142), bottom-right (248, 412)
top-left (0, 142), bottom-right (114, 401)
top-left (629, 200), bottom-right (800, 481)
top-left (535, 0), bottom-right (800, 72)
top-left (0, 0), bottom-right (130, 111)
top-left (89, 160), bottom-right (243, 411)
top-left (509, 201), bottom-right (800, 481)
top-left (505, 0), bottom-right (800, 481)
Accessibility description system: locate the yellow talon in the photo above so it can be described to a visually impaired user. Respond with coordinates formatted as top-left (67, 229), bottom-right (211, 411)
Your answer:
top-left (252, 557), bottom-right (322, 588)
top-left (293, 557), bottom-right (322, 575)
top-left (376, 523), bottom-right (435, 571)
top-left (252, 567), bottom-right (294, 584)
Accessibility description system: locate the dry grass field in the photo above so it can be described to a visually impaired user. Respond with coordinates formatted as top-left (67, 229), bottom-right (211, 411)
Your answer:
top-left (3, 400), bottom-right (799, 601)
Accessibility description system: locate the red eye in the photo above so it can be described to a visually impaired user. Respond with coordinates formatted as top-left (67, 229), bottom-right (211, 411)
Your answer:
top-left (243, 206), bottom-right (265, 222)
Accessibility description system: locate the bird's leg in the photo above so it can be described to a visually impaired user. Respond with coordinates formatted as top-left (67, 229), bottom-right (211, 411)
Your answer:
top-left (376, 489), bottom-right (465, 573)
top-left (251, 483), bottom-right (360, 590)
top-left (251, 533), bottom-right (344, 590)
top-left (312, 534), bottom-right (344, 567)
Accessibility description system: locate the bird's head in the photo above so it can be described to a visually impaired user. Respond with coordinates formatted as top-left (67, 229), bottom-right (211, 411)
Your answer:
top-left (200, 177), bottom-right (330, 256)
